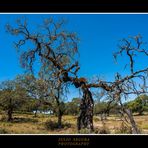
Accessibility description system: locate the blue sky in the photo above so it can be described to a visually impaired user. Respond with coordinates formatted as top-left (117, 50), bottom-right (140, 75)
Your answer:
top-left (0, 14), bottom-right (148, 100)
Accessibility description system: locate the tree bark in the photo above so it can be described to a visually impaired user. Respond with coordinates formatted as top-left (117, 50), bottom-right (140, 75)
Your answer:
top-left (7, 107), bottom-right (13, 122)
top-left (62, 73), bottom-right (94, 131)
top-left (119, 98), bottom-right (140, 134)
top-left (123, 108), bottom-right (140, 134)
top-left (55, 87), bottom-right (63, 129)
top-left (7, 98), bottom-right (13, 122)
top-left (57, 109), bottom-right (62, 128)
top-left (77, 84), bottom-right (94, 132)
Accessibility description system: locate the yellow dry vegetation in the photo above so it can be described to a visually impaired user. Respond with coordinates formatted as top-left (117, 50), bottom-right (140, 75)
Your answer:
top-left (0, 113), bottom-right (147, 134)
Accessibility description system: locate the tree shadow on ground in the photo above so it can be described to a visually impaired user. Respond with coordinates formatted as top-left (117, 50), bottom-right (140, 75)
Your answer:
top-left (11, 117), bottom-right (38, 123)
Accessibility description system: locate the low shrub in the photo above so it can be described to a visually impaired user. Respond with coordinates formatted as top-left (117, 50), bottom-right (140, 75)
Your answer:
top-left (0, 128), bottom-right (8, 134)
top-left (114, 123), bottom-right (132, 134)
top-left (44, 120), bottom-right (71, 130)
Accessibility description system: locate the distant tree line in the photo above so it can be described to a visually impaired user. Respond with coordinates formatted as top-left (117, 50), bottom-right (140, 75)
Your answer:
top-left (125, 95), bottom-right (148, 115)
top-left (0, 75), bottom-right (80, 124)
top-left (0, 74), bottom-right (147, 123)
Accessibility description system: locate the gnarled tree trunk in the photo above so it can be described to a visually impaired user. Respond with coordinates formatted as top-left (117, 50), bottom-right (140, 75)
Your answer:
top-left (77, 84), bottom-right (94, 132)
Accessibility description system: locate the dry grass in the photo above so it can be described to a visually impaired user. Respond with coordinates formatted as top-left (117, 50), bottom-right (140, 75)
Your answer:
top-left (0, 113), bottom-right (147, 134)
top-left (94, 114), bottom-right (148, 134)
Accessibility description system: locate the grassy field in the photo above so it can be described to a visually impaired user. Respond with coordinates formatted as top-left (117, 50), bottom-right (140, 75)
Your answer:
top-left (0, 113), bottom-right (147, 134)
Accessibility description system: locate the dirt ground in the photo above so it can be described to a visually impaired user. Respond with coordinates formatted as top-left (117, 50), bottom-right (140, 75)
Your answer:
top-left (0, 113), bottom-right (147, 134)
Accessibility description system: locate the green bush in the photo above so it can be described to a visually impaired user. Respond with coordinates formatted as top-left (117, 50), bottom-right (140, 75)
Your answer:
top-left (44, 120), bottom-right (71, 130)
top-left (0, 128), bottom-right (8, 134)
top-left (0, 115), bottom-right (7, 122)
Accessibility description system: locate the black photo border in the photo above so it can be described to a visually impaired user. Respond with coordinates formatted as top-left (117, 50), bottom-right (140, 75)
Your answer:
top-left (0, 2), bottom-right (147, 147)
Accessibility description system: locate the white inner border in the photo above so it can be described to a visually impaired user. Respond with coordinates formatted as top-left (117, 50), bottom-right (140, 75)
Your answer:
top-left (0, 12), bottom-right (147, 135)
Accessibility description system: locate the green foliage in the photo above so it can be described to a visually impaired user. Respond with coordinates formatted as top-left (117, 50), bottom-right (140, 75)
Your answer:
top-left (94, 101), bottom-right (120, 115)
top-left (15, 74), bottom-right (49, 100)
top-left (51, 100), bottom-right (66, 116)
top-left (0, 80), bottom-right (28, 113)
top-left (14, 74), bottom-right (52, 114)
top-left (94, 102), bottom-right (107, 114)
top-left (126, 95), bottom-right (148, 115)
top-left (0, 128), bottom-right (8, 134)
top-left (64, 98), bottom-right (80, 115)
